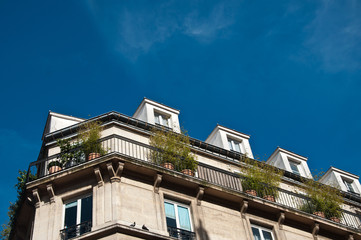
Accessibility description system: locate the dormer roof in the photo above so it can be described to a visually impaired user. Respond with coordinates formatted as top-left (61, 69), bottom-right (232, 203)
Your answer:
top-left (42, 111), bottom-right (84, 140)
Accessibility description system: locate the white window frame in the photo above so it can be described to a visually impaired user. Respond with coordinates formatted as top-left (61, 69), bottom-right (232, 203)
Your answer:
top-left (164, 199), bottom-right (193, 232)
top-left (251, 224), bottom-right (275, 240)
top-left (227, 137), bottom-right (242, 153)
top-left (154, 111), bottom-right (170, 127)
top-left (289, 161), bottom-right (300, 175)
top-left (343, 178), bottom-right (356, 193)
top-left (62, 194), bottom-right (92, 229)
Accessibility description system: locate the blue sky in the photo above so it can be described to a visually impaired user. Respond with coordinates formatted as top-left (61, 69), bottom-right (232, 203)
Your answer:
top-left (1, 0), bottom-right (361, 226)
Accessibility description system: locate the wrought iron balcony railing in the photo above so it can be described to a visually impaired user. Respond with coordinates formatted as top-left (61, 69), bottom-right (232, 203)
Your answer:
top-left (60, 221), bottom-right (92, 240)
top-left (167, 226), bottom-right (196, 240)
top-left (27, 134), bottom-right (361, 232)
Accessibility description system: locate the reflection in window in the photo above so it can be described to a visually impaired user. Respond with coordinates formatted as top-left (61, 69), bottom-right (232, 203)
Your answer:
top-left (251, 225), bottom-right (274, 240)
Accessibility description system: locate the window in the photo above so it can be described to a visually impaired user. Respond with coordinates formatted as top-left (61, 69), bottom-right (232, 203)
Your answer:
top-left (251, 225), bottom-right (274, 240)
top-left (228, 138), bottom-right (241, 153)
top-left (155, 112), bottom-right (170, 127)
top-left (164, 200), bottom-right (195, 239)
top-left (61, 195), bottom-right (92, 239)
top-left (343, 179), bottom-right (356, 193)
top-left (289, 161), bottom-right (300, 175)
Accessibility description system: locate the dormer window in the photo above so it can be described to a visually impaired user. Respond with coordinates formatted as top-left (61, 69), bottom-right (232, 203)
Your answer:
top-left (289, 161), bottom-right (300, 175)
top-left (228, 138), bottom-right (241, 153)
top-left (343, 179), bottom-right (356, 193)
top-left (154, 112), bottom-right (169, 127)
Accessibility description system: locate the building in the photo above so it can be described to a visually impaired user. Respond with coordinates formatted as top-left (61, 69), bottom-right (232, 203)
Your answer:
top-left (12, 98), bottom-right (361, 240)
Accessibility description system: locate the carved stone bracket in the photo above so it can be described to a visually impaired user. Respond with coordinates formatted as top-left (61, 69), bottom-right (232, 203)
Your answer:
top-left (153, 174), bottom-right (162, 193)
top-left (32, 189), bottom-right (40, 208)
top-left (240, 200), bottom-right (248, 218)
top-left (278, 211), bottom-right (285, 230)
top-left (196, 187), bottom-right (205, 206)
top-left (348, 234), bottom-right (354, 240)
top-left (107, 161), bottom-right (124, 183)
top-left (46, 184), bottom-right (55, 203)
top-left (312, 222), bottom-right (319, 240)
top-left (94, 167), bottom-right (104, 187)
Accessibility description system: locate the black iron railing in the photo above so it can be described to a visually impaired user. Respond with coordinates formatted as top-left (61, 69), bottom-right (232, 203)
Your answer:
top-left (60, 221), bottom-right (92, 240)
top-left (167, 226), bottom-right (196, 240)
top-left (27, 134), bottom-right (361, 231)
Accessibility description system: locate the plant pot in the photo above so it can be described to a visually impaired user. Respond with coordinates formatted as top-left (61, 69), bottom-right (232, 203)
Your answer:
top-left (329, 217), bottom-right (340, 223)
top-left (161, 162), bottom-right (174, 170)
top-left (313, 211), bottom-right (325, 218)
top-left (48, 166), bottom-right (62, 174)
top-left (181, 169), bottom-right (194, 176)
top-left (88, 152), bottom-right (101, 161)
top-left (263, 195), bottom-right (275, 202)
top-left (246, 190), bottom-right (257, 196)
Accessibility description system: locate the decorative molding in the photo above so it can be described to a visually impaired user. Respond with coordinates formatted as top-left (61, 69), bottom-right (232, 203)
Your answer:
top-left (46, 184), bottom-right (55, 203)
top-left (278, 211), bottom-right (285, 230)
top-left (240, 200), bottom-right (248, 218)
top-left (153, 174), bottom-right (162, 193)
top-left (107, 161), bottom-right (124, 183)
top-left (312, 222), bottom-right (319, 240)
top-left (94, 167), bottom-right (104, 187)
top-left (196, 187), bottom-right (205, 206)
top-left (32, 189), bottom-right (40, 208)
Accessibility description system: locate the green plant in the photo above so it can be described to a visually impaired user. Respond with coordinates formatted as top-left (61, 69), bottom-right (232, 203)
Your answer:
top-left (78, 121), bottom-right (106, 158)
top-left (301, 174), bottom-right (343, 219)
top-left (240, 156), bottom-right (283, 198)
top-left (56, 138), bottom-right (83, 167)
top-left (1, 170), bottom-right (36, 239)
top-left (149, 127), bottom-right (197, 171)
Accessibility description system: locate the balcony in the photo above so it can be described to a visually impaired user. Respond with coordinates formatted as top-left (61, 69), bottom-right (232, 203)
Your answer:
top-left (167, 226), bottom-right (196, 240)
top-left (27, 134), bottom-right (361, 232)
top-left (60, 221), bottom-right (92, 240)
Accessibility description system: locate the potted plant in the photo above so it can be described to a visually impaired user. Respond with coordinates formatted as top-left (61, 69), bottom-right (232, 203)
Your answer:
top-left (301, 174), bottom-right (343, 221)
top-left (47, 160), bottom-right (63, 174)
top-left (149, 127), bottom-right (197, 174)
top-left (240, 157), bottom-right (283, 201)
top-left (78, 121), bottom-right (106, 161)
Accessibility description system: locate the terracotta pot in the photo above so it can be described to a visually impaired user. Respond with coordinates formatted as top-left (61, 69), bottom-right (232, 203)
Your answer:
top-left (88, 152), bottom-right (101, 161)
top-left (48, 166), bottom-right (62, 174)
top-left (263, 195), bottom-right (275, 202)
top-left (246, 190), bottom-right (257, 196)
top-left (329, 217), bottom-right (340, 223)
top-left (161, 162), bottom-right (174, 170)
top-left (313, 211), bottom-right (325, 218)
top-left (181, 169), bottom-right (194, 176)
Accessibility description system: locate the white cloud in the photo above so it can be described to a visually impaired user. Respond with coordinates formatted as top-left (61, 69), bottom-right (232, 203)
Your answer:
top-left (85, 0), bottom-right (238, 60)
top-left (305, 0), bottom-right (361, 72)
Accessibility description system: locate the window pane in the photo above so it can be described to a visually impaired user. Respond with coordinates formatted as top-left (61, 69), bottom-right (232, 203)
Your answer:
top-left (262, 230), bottom-right (273, 240)
top-left (162, 117), bottom-right (169, 127)
top-left (177, 206), bottom-right (191, 231)
top-left (164, 202), bottom-right (177, 228)
top-left (155, 114), bottom-right (160, 124)
top-left (251, 227), bottom-right (261, 240)
top-left (228, 139), bottom-right (233, 150)
top-left (234, 142), bottom-right (241, 152)
top-left (290, 162), bottom-right (300, 175)
top-left (64, 201), bottom-right (77, 228)
top-left (81, 196), bottom-right (92, 223)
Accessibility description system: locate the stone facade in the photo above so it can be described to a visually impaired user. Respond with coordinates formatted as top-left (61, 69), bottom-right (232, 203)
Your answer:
top-left (12, 99), bottom-right (361, 240)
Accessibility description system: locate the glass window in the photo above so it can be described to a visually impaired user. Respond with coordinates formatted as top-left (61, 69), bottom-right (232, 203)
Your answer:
top-left (228, 138), bottom-right (241, 153)
top-left (343, 179), bottom-right (355, 193)
top-left (251, 225), bottom-right (274, 240)
top-left (63, 195), bottom-right (92, 239)
top-left (154, 112), bottom-right (169, 127)
top-left (164, 200), bottom-right (193, 239)
top-left (289, 161), bottom-right (300, 175)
